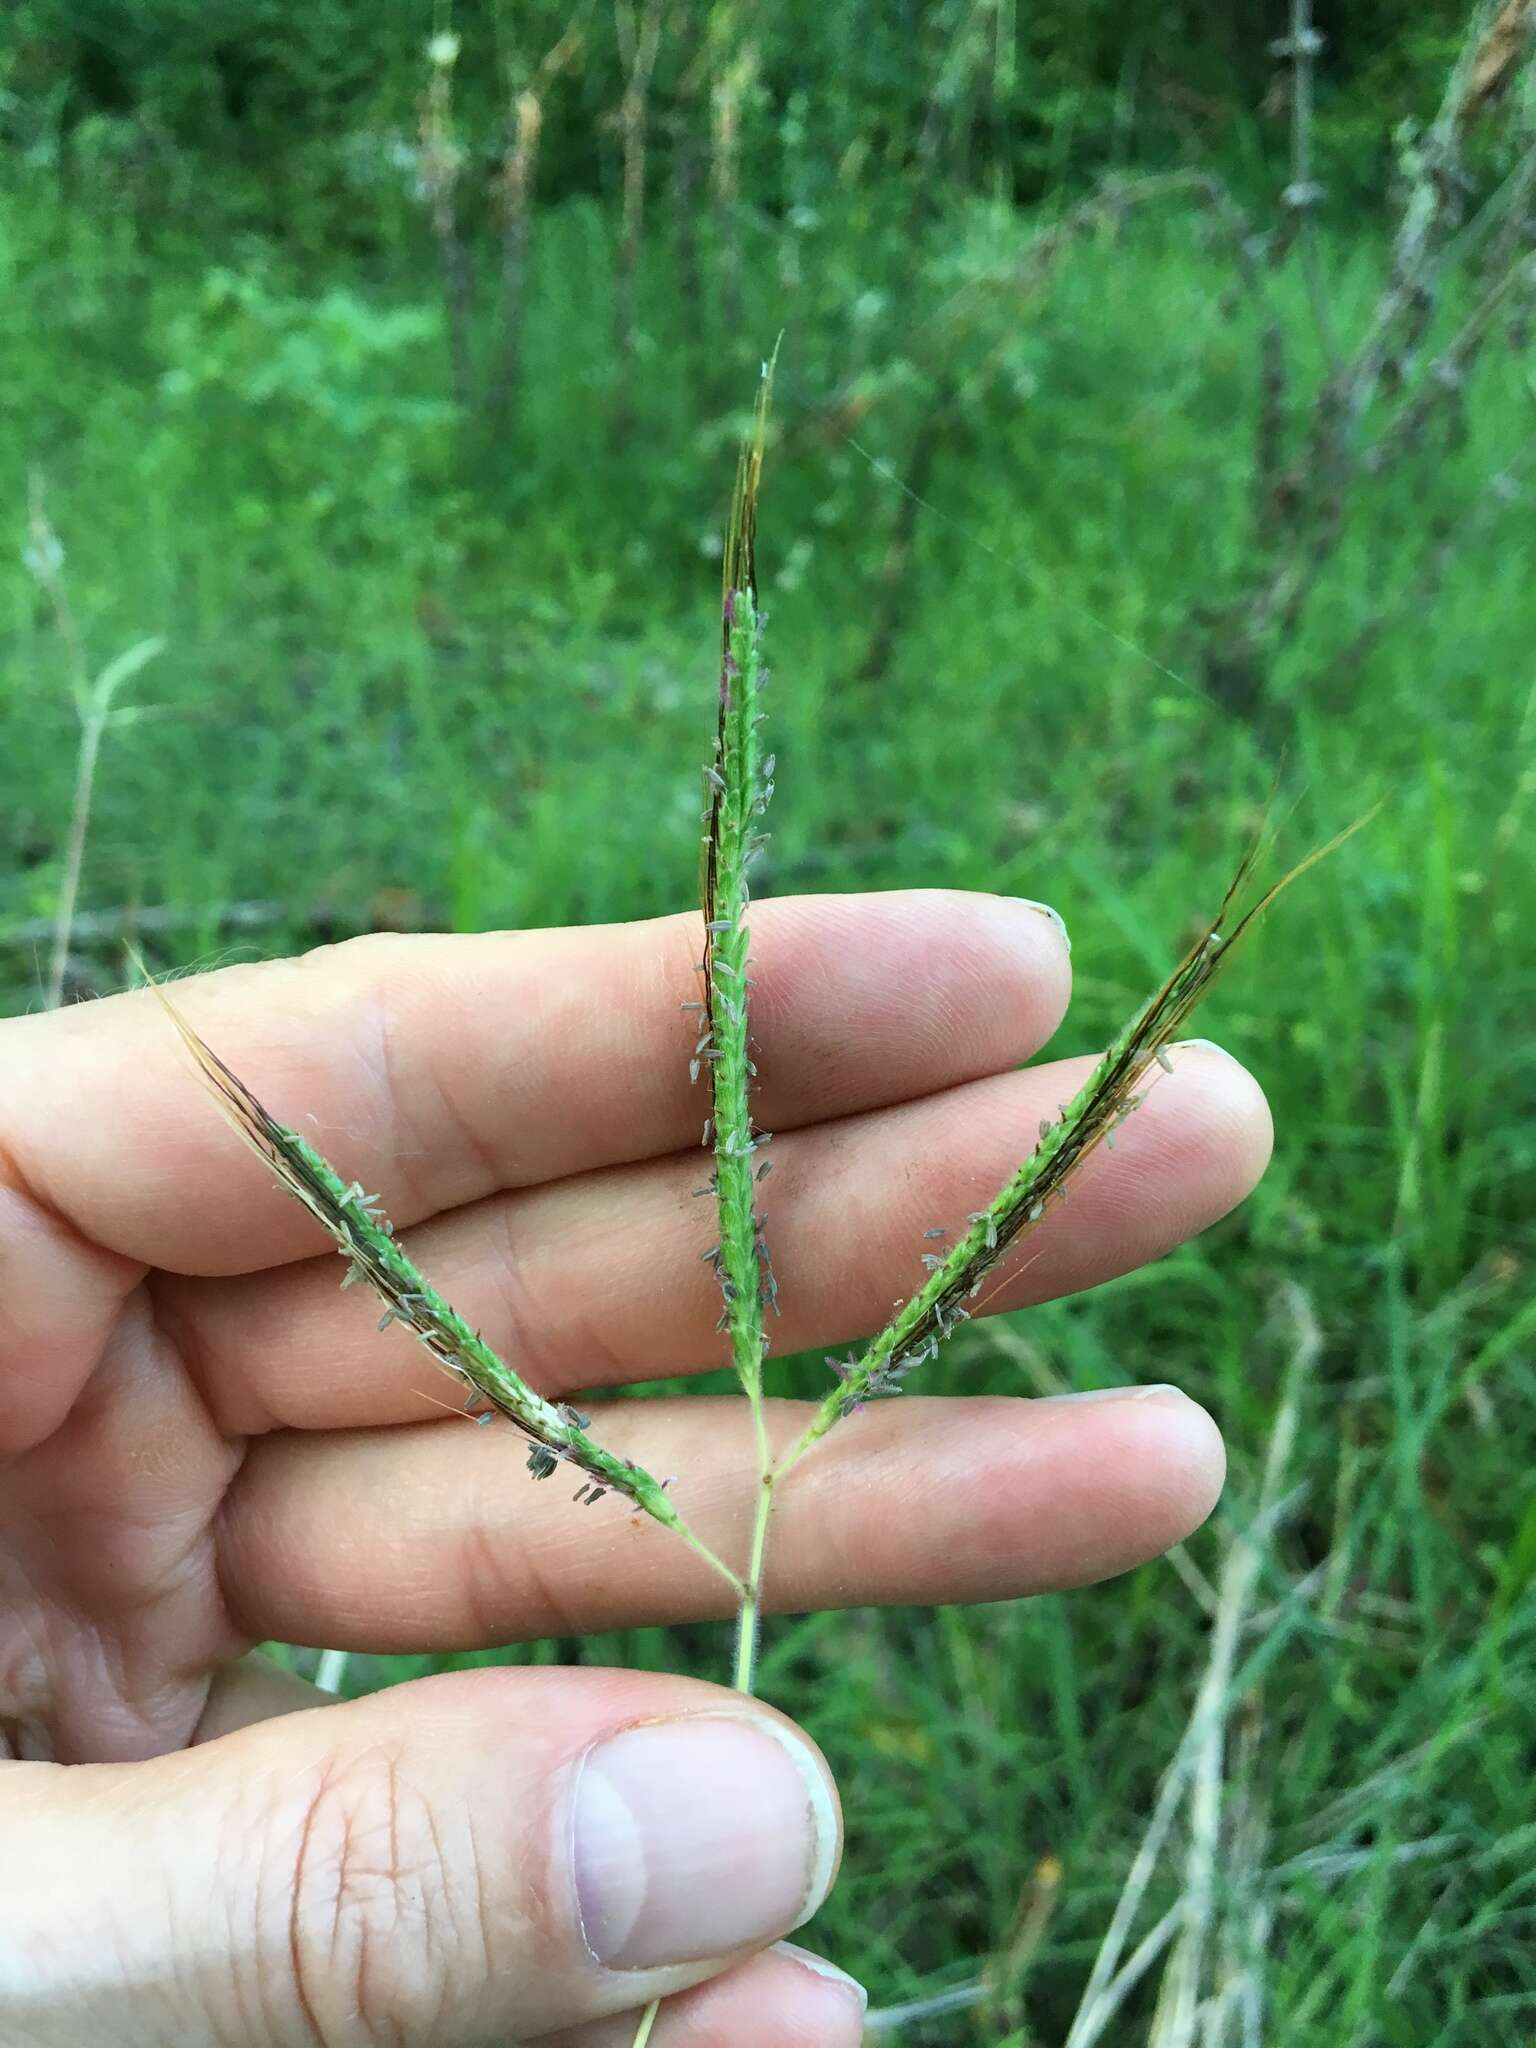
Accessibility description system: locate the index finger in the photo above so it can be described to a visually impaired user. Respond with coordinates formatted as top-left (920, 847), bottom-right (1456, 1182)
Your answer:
top-left (0, 891), bottom-right (1068, 1274)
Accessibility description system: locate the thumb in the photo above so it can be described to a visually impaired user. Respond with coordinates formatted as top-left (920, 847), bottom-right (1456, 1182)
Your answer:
top-left (2, 1667), bottom-right (843, 2047)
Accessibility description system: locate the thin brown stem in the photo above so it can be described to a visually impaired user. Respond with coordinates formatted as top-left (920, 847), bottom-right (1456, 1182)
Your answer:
top-left (420, 36), bottom-right (477, 409)
top-left (613, 0), bottom-right (665, 424)
top-left (492, 18), bottom-right (584, 423)
top-left (1282, 0), bottom-right (1338, 366)
top-left (26, 478), bottom-right (162, 1010)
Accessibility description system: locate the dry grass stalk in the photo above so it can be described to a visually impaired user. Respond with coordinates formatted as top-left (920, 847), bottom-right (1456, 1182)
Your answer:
top-left (984, 1850), bottom-right (1064, 2031)
top-left (419, 30), bottom-right (477, 409)
top-left (493, 17), bottom-right (585, 421)
top-left (612, 0), bottom-right (666, 415)
top-left (498, 86), bottom-right (546, 412)
top-left (1066, 1285), bottom-right (1318, 2048)
top-left (7, 898), bottom-right (286, 951)
top-left (909, 0), bottom-right (997, 213)
top-left (313, 1647), bottom-right (352, 1695)
top-left (862, 1977), bottom-right (989, 2036)
top-left (1209, 1707), bottom-right (1273, 2048)
top-left (1202, 5), bottom-right (1536, 714)
top-left (669, 101), bottom-right (705, 339)
top-left (1465, 0), bottom-right (1536, 121)
top-left (1078, 1906), bottom-right (1185, 2042)
top-left (1276, 0), bottom-right (1338, 365)
top-left (24, 476), bottom-right (164, 1011)
top-left (707, 5), bottom-right (755, 338)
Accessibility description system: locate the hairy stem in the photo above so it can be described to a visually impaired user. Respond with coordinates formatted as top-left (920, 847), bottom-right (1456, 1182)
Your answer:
top-left (732, 1448), bottom-right (774, 1694)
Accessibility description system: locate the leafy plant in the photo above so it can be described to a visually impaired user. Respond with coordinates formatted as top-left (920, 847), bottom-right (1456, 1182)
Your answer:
top-left (22, 477), bottom-right (165, 1007)
top-left (157, 267), bottom-right (455, 544)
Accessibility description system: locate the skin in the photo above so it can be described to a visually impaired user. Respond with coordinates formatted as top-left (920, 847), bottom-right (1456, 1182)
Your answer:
top-left (0, 891), bottom-right (1270, 2045)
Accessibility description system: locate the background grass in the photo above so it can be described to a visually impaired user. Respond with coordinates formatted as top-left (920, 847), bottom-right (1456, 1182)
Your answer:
top-left (4, 11), bottom-right (1536, 2040)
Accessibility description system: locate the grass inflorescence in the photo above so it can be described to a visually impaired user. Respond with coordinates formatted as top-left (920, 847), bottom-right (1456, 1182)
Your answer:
top-left (152, 364), bottom-right (1373, 2048)
top-left (151, 982), bottom-right (742, 1594)
top-left (785, 809), bottom-right (1371, 1473)
top-left (695, 356), bottom-right (782, 1702)
top-left (697, 354), bottom-right (776, 1395)
top-left (150, 361), bottom-right (1364, 1681)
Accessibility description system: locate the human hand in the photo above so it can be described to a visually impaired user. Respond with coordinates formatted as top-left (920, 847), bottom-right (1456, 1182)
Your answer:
top-left (0, 892), bottom-right (1267, 2044)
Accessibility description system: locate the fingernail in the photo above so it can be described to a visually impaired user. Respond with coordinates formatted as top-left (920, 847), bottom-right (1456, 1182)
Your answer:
top-left (1035, 1383), bottom-right (1185, 1405)
top-left (1015, 898), bottom-right (1071, 954)
top-left (776, 1940), bottom-right (869, 2014)
top-left (573, 1713), bottom-right (840, 1971)
top-left (1174, 1037), bottom-right (1233, 1058)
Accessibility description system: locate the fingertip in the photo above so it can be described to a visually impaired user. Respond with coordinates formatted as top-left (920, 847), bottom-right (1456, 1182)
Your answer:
top-left (830, 889), bottom-right (1072, 1082)
top-left (1168, 1040), bottom-right (1274, 1198)
top-left (950, 1386), bottom-right (1227, 1590)
top-left (875, 887), bottom-right (1074, 1026)
top-left (773, 1943), bottom-right (870, 2031)
top-left (1045, 1383), bottom-right (1227, 1551)
top-left (1013, 895), bottom-right (1072, 955)
top-left (1130, 1384), bottom-right (1228, 1539)
top-left (971, 890), bottom-right (1073, 1045)
top-left (543, 1943), bottom-right (868, 2046)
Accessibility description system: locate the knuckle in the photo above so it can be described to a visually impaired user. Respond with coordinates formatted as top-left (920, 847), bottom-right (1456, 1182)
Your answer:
top-left (278, 1743), bottom-right (482, 2048)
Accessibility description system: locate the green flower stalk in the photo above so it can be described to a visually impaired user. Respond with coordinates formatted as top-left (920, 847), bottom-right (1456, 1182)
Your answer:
top-left (698, 358), bottom-right (776, 1402)
top-left (778, 814), bottom-right (1371, 1479)
top-left (697, 357), bottom-right (780, 1693)
top-left (154, 987), bottom-right (742, 1596)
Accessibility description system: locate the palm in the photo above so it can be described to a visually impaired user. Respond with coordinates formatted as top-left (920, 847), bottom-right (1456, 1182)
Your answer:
top-left (0, 897), bottom-right (1264, 1765)
top-left (2, 1292), bottom-right (242, 1761)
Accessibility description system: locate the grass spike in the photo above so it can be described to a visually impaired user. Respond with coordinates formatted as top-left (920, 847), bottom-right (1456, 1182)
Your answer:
top-left (779, 807), bottom-right (1378, 1472)
top-left (143, 973), bottom-right (741, 1592)
top-left (699, 349), bottom-right (778, 1406)
top-left (694, 349), bottom-right (784, 1730)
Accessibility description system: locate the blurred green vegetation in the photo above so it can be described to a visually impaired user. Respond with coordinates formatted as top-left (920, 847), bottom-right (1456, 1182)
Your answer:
top-left (4, 4), bottom-right (1536, 2040)
top-left (0, 1), bottom-right (1479, 209)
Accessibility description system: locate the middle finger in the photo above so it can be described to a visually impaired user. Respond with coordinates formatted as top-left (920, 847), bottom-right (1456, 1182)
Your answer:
top-left (215, 1385), bottom-right (1227, 1650)
top-left (163, 1046), bottom-right (1270, 1434)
